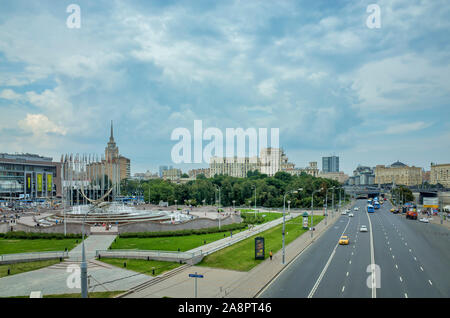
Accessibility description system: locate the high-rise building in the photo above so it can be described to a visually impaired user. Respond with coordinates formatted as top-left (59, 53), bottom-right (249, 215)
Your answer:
top-left (430, 163), bottom-right (450, 187)
top-left (348, 165), bottom-right (375, 186)
top-left (87, 121), bottom-right (131, 182)
top-left (375, 161), bottom-right (422, 186)
top-left (210, 148), bottom-right (296, 178)
top-left (163, 168), bottom-right (182, 181)
top-left (159, 165), bottom-right (173, 178)
top-left (322, 156), bottom-right (339, 173)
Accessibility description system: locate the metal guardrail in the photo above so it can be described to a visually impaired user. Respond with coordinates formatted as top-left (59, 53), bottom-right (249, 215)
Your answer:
top-left (0, 251), bottom-right (69, 263)
top-left (95, 249), bottom-right (202, 260)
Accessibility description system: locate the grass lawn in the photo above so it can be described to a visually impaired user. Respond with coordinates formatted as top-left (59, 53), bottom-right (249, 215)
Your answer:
top-left (241, 211), bottom-right (282, 223)
top-left (0, 238), bottom-right (80, 255)
top-left (198, 215), bottom-right (324, 272)
top-left (99, 258), bottom-right (182, 276)
top-left (111, 228), bottom-right (246, 252)
top-left (8, 291), bottom-right (125, 298)
top-left (0, 259), bottom-right (62, 278)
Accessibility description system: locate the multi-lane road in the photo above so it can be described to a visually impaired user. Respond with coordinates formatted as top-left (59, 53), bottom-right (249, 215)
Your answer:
top-left (260, 199), bottom-right (450, 298)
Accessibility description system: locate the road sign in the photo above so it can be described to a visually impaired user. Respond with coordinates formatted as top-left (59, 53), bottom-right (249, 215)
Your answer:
top-left (189, 272), bottom-right (204, 298)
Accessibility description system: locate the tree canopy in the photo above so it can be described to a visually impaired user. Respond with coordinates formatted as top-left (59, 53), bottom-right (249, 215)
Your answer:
top-left (120, 173), bottom-right (348, 208)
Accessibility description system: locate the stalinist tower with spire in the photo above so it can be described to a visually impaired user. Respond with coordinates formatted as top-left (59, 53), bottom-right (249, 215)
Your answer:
top-left (104, 120), bottom-right (130, 180)
top-left (105, 120), bottom-right (119, 162)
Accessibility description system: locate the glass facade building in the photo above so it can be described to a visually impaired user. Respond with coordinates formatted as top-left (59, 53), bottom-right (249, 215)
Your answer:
top-left (0, 153), bottom-right (61, 199)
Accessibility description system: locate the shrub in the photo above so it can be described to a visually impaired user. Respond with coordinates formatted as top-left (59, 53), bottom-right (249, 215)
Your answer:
top-left (119, 223), bottom-right (247, 238)
top-left (0, 231), bottom-right (82, 240)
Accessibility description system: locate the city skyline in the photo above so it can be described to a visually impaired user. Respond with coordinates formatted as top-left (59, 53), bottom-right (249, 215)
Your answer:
top-left (0, 0), bottom-right (449, 175)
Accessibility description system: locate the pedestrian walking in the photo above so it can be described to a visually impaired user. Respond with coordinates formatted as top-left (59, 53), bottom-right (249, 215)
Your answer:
top-left (269, 250), bottom-right (273, 261)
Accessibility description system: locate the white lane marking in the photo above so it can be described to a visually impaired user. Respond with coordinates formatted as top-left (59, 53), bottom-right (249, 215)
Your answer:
top-left (420, 266), bottom-right (424, 271)
top-left (409, 249), bottom-right (412, 252)
top-left (307, 217), bottom-right (351, 298)
top-left (392, 255), bottom-right (395, 259)
top-left (404, 293), bottom-right (408, 298)
top-left (399, 276), bottom-right (403, 282)
top-left (389, 247), bottom-right (392, 251)
top-left (395, 264), bottom-right (398, 269)
top-left (367, 208), bottom-right (377, 299)
top-left (414, 257), bottom-right (417, 261)
top-left (349, 260), bottom-right (352, 264)
top-left (429, 280), bottom-right (433, 286)
top-left (346, 272), bottom-right (349, 277)
top-left (342, 286), bottom-right (345, 292)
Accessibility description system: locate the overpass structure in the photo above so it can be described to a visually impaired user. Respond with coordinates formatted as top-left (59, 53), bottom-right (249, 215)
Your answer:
top-left (344, 186), bottom-right (383, 200)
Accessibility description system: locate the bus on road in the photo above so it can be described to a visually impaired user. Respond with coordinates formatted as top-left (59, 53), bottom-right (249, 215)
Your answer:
top-left (367, 204), bottom-right (375, 213)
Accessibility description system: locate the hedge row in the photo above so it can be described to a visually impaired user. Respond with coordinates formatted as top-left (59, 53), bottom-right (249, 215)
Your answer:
top-left (119, 222), bottom-right (247, 238)
top-left (240, 213), bottom-right (265, 225)
top-left (0, 231), bottom-right (83, 240)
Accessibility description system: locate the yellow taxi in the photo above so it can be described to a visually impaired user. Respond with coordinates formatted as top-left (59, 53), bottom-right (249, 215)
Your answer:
top-left (339, 235), bottom-right (349, 245)
top-left (390, 208), bottom-right (395, 213)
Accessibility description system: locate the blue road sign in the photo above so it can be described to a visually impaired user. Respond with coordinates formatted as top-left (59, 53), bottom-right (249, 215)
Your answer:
top-left (189, 274), bottom-right (204, 278)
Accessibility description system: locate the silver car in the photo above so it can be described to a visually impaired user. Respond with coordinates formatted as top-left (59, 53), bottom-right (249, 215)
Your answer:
top-left (360, 225), bottom-right (368, 232)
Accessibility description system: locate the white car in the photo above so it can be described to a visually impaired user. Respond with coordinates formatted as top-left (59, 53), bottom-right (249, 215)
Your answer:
top-left (419, 218), bottom-right (429, 223)
top-left (341, 211), bottom-right (347, 215)
top-left (360, 225), bottom-right (368, 232)
top-left (354, 207), bottom-right (359, 211)
top-left (348, 213), bottom-right (354, 217)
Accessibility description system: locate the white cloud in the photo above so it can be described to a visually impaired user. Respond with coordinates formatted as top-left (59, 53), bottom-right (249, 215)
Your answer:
top-left (18, 113), bottom-right (67, 136)
top-left (258, 79), bottom-right (277, 98)
top-left (0, 89), bottom-right (22, 100)
top-left (348, 54), bottom-right (450, 112)
top-left (384, 121), bottom-right (430, 135)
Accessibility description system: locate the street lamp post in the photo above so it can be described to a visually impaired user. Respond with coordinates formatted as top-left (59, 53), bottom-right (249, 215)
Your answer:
top-left (282, 188), bottom-right (303, 264)
top-left (214, 185), bottom-right (221, 212)
top-left (232, 200), bottom-right (235, 212)
top-left (251, 185), bottom-right (257, 215)
top-left (80, 207), bottom-right (91, 298)
top-left (311, 188), bottom-right (323, 238)
top-left (175, 199), bottom-right (177, 211)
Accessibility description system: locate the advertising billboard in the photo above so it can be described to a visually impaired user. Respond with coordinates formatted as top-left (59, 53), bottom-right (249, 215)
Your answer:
top-left (255, 237), bottom-right (265, 260)
top-left (37, 174), bottom-right (42, 192)
top-left (47, 174), bottom-right (52, 193)
top-left (423, 197), bottom-right (439, 208)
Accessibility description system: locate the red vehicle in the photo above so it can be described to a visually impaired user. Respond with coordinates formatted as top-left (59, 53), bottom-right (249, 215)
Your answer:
top-left (406, 208), bottom-right (418, 220)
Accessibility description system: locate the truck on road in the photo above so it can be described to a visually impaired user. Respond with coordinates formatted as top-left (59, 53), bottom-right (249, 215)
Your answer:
top-left (405, 205), bottom-right (418, 220)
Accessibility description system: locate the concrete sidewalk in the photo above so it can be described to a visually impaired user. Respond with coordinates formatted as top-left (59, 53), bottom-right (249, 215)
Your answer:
top-left (68, 234), bottom-right (117, 260)
top-left (123, 203), bottom-right (351, 298)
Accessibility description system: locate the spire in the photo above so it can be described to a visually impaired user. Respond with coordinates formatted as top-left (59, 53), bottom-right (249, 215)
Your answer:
top-left (109, 120), bottom-right (114, 142)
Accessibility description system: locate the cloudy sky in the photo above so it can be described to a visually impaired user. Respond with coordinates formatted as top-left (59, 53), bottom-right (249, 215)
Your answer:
top-left (0, 0), bottom-right (449, 175)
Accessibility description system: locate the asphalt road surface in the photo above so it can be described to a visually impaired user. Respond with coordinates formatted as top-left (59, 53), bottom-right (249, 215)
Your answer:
top-left (260, 199), bottom-right (450, 298)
